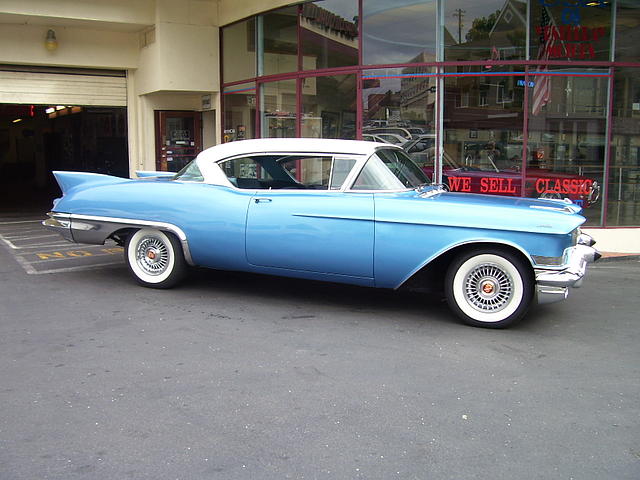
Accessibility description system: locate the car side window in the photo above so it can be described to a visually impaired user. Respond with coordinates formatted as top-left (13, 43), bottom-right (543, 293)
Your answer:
top-left (173, 160), bottom-right (204, 182)
top-left (352, 154), bottom-right (404, 190)
top-left (280, 156), bottom-right (333, 189)
top-left (220, 156), bottom-right (274, 189)
top-left (352, 149), bottom-right (429, 190)
top-left (220, 155), bottom-right (351, 190)
top-left (329, 158), bottom-right (356, 190)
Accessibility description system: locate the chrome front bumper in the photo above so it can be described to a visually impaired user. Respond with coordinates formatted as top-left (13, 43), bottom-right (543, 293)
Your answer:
top-left (535, 233), bottom-right (600, 305)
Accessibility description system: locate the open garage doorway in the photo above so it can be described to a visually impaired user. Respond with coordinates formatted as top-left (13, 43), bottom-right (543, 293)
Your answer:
top-left (0, 104), bottom-right (128, 215)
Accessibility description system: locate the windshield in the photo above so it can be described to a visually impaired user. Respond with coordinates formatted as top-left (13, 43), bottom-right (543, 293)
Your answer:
top-left (352, 148), bottom-right (431, 190)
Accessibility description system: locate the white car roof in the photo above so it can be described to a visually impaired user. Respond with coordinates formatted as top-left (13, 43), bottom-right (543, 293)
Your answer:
top-left (197, 138), bottom-right (392, 163)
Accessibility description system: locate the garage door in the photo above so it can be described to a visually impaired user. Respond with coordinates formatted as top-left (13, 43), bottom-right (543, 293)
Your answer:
top-left (0, 69), bottom-right (126, 106)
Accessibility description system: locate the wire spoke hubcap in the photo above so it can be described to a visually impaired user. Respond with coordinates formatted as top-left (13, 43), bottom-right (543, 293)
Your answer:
top-left (136, 237), bottom-right (169, 275)
top-left (464, 263), bottom-right (513, 312)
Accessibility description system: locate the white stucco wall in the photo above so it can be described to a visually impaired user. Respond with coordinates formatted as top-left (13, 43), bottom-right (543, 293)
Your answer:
top-left (583, 228), bottom-right (640, 254)
top-left (0, 0), bottom-right (221, 175)
top-left (0, 23), bottom-right (139, 69)
top-left (218, 0), bottom-right (291, 26)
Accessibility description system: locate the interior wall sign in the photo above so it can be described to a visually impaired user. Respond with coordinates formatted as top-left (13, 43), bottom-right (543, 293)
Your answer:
top-left (537, 0), bottom-right (609, 60)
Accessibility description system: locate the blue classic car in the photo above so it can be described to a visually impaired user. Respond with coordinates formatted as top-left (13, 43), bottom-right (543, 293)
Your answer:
top-left (43, 138), bottom-right (600, 328)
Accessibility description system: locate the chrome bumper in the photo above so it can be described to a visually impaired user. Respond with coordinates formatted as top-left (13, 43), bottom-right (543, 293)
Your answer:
top-left (43, 212), bottom-right (195, 266)
top-left (42, 213), bottom-right (74, 242)
top-left (535, 234), bottom-right (600, 305)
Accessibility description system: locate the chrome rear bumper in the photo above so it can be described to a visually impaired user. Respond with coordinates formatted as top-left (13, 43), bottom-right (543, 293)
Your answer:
top-left (535, 233), bottom-right (600, 305)
top-left (43, 212), bottom-right (195, 265)
top-left (42, 213), bottom-right (74, 242)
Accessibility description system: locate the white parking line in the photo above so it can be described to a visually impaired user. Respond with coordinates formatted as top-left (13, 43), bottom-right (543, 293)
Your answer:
top-left (0, 220), bottom-right (41, 225)
top-left (0, 218), bottom-right (123, 274)
top-left (1, 238), bottom-right (74, 249)
top-left (3, 233), bottom-right (60, 241)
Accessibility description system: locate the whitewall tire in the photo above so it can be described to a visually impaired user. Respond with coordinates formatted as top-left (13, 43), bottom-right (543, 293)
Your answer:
top-left (445, 249), bottom-right (533, 328)
top-left (125, 228), bottom-right (186, 288)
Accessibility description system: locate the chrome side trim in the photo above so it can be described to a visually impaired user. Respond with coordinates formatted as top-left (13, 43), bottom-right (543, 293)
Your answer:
top-left (395, 238), bottom-right (534, 290)
top-left (44, 212), bottom-right (195, 266)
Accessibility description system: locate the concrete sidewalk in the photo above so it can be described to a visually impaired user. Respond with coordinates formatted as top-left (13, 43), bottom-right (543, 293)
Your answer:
top-left (600, 252), bottom-right (640, 262)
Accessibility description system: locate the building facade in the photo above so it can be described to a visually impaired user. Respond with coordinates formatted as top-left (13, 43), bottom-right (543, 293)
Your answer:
top-left (1, 0), bottom-right (639, 251)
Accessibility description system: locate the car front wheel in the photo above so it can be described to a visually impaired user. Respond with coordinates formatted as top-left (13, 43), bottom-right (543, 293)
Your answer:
top-left (125, 228), bottom-right (186, 288)
top-left (445, 249), bottom-right (533, 328)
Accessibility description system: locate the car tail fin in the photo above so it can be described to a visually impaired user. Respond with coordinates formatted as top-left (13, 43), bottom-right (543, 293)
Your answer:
top-left (135, 170), bottom-right (175, 179)
top-left (52, 171), bottom-right (129, 194)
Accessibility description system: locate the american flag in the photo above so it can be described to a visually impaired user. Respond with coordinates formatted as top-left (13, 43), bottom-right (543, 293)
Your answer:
top-left (532, 6), bottom-right (553, 115)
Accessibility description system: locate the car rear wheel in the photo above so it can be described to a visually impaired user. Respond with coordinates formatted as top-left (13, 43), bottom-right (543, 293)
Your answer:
top-left (445, 248), bottom-right (533, 328)
top-left (125, 228), bottom-right (186, 288)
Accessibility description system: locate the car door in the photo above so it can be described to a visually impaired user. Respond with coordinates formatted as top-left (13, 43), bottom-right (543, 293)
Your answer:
top-left (244, 155), bottom-right (375, 278)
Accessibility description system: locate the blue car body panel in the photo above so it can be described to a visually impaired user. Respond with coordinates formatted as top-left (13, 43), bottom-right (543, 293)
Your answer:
top-left (246, 190), bottom-right (374, 278)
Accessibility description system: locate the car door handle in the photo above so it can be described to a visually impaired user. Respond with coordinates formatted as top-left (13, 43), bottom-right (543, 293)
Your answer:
top-left (254, 197), bottom-right (272, 203)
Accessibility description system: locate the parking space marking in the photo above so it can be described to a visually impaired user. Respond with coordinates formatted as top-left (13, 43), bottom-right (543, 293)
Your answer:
top-left (0, 218), bottom-right (124, 274)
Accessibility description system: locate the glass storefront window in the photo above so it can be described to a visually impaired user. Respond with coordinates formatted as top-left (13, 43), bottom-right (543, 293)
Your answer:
top-left (444, 0), bottom-right (526, 61)
top-left (222, 18), bottom-right (256, 83)
top-left (301, 1), bottom-right (358, 71)
top-left (441, 66), bottom-right (525, 196)
top-left (261, 79), bottom-right (297, 138)
top-left (609, 68), bottom-right (640, 226)
top-left (362, 1), bottom-right (437, 65)
top-left (526, 68), bottom-right (609, 225)
top-left (219, 2), bottom-right (640, 231)
top-left (529, 1), bottom-right (611, 62)
top-left (302, 74), bottom-right (356, 139)
top-left (223, 83), bottom-right (256, 143)
top-left (260, 6), bottom-right (299, 76)
top-left (361, 66), bottom-right (436, 154)
top-left (616, 1), bottom-right (640, 62)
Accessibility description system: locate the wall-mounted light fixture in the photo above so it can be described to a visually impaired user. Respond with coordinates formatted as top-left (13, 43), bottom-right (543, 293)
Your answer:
top-left (45, 29), bottom-right (58, 51)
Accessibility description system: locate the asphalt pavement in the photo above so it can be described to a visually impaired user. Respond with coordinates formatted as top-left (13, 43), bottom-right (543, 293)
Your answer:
top-left (0, 216), bottom-right (639, 480)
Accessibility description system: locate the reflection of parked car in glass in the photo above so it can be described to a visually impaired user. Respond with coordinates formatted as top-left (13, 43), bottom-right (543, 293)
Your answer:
top-left (363, 134), bottom-right (392, 143)
top-left (403, 140), bottom-right (600, 208)
top-left (373, 133), bottom-right (409, 145)
top-left (406, 127), bottom-right (427, 136)
top-left (362, 126), bottom-right (412, 140)
top-left (402, 134), bottom-right (437, 164)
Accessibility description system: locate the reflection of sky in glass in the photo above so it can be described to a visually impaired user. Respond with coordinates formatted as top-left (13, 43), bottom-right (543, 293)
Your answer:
top-left (363, 1), bottom-right (437, 65)
top-left (362, 68), bottom-right (437, 97)
top-left (444, 0), bottom-right (516, 43)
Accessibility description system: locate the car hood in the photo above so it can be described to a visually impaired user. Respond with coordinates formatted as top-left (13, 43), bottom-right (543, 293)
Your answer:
top-left (374, 189), bottom-right (585, 235)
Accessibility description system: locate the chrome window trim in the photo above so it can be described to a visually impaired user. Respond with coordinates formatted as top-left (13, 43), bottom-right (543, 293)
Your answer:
top-left (213, 152), bottom-right (368, 193)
